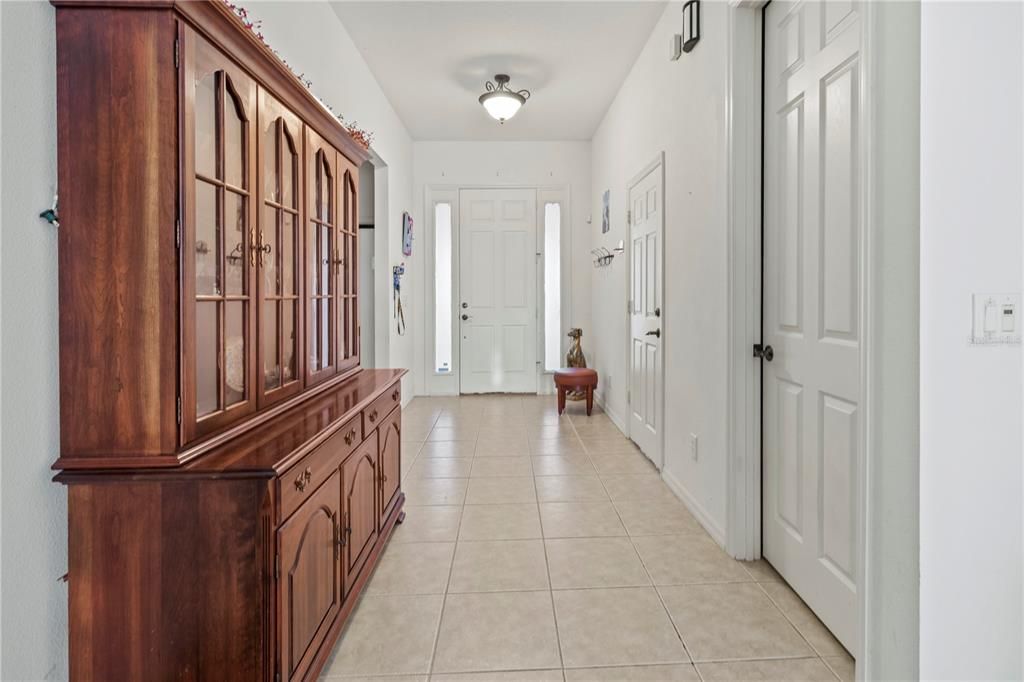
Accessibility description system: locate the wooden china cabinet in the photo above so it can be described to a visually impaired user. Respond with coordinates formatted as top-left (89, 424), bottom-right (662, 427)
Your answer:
top-left (52, 3), bottom-right (405, 681)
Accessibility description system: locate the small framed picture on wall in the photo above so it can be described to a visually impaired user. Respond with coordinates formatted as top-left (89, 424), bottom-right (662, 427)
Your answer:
top-left (601, 190), bottom-right (610, 234)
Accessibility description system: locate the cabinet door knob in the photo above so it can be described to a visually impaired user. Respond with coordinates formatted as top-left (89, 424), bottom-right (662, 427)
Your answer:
top-left (343, 428), bottom-right (357, 445)
top-left (368, 410), bottom-right (378, 423)
top-left (391, 389), bottom-right (400, 401)
top-left (294, 467), bottom-right (312, 492)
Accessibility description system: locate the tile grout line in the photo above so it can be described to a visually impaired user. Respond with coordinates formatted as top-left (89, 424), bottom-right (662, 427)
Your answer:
top-left (575, 413), bottom-right (706, 678)
top-left (750, 579), bottom-right (844, 681)
top-left (422, 421), bottom-right (475, 678)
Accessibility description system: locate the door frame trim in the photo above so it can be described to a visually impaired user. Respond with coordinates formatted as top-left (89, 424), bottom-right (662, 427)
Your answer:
top-left (423, 184), bottom-right (571, 396)
top-left (726, 0), bottom-right (879, 672)
top-left (624, 152), bottom-right (666, 470)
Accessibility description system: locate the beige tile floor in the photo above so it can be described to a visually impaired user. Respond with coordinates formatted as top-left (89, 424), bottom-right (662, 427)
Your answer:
top-left (321, 395), bottom-right (854, 682)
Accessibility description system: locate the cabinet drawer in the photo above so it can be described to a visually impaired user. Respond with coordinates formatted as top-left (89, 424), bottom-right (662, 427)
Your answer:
top-left (364, 381), bottom-right (401, 435)
top-left (279, 414), bottom-right (361, 523)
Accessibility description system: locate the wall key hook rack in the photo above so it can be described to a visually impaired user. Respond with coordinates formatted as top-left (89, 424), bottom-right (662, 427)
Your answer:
top-left (592, 241), bottom-right (624, 268)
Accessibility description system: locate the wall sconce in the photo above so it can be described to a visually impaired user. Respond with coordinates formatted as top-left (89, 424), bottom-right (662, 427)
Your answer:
top-left (681, 0), bottom-right (700, 53)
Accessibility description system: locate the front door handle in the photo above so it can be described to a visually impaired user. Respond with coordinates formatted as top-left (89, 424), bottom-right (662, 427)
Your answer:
top-left (645, 329), bottom-right (661, 338)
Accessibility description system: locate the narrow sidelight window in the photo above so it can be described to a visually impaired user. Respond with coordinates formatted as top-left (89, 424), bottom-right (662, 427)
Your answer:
top-left (434, 203), bottom-right (453, 373)
top-left (544, 202), bottom-right (562, 371)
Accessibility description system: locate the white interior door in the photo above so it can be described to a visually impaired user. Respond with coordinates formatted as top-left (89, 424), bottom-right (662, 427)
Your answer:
top-left (762, 0), bottom-right (862, 654)
top-left (628, 162), bottom-right (663, 466)
top-left (459, 189), bottom-right (537, 393)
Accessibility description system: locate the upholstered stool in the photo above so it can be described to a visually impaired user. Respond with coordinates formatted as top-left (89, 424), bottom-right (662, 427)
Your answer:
top-left (553, 368), bottom-right (599, 416)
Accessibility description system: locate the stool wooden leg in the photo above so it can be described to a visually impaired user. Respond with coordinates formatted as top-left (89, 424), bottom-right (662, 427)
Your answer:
top-left (557, 387), bottom-right (566, 415)
top-left (586, 385), bottom-right (593, 416)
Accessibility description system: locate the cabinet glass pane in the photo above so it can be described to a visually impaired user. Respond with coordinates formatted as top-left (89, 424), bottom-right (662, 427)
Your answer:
top-left (224, 89), bottom-right (244, 188)
top-left (316, 159), bottom-right (326, 220)
top-left (320, 297), bottom-right (330, 367)
top-left (309, 296), bottom-right (321, 373)
top-left (308, 223), bottom-right (319, 293)
top-left (282, 212), bottom-right (296, 295)
top-left (225, 191), bottom-right (245, 296)
top-left (196, 302), bottom-right (219, 417)
top-left (319, 224), bottom-right (331, 296)
top-left (224, 301), bottom-right (246, 406)
top-left (282, 300), bottom-right (296, 384)
top-left (282, 139), bottom-right (295, 207)
top-left (195, 72), bottom-right (216, 179)
top-left (196, 180), bottom-right (220, 296)
top-left (263, 121), bottom-right (278, 202)
top-left (262, 204), bottom-right (278, 294)
top-left (263, 300), bottom-right (279, 390)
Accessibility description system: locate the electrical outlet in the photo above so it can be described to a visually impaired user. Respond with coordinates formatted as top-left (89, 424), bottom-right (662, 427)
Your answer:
top-left (689, 433), bottom-right (699, 461)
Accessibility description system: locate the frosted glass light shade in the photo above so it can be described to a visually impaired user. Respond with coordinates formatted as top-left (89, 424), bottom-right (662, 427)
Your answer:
top-left (480, 92), bottom-right (524, 122)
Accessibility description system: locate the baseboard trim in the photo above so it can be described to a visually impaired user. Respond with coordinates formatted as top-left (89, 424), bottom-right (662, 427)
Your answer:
top-left (594, 392), bottom-right (628, 435)
top-left (661, 469), bottom-right (728, 548)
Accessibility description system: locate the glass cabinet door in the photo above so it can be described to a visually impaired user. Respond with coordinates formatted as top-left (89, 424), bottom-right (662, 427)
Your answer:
top-left (305, 130), bottom-right (338, 386)
top-left (184, 30), bottom-right (257, 440)
top-left (257, 91), bottom-right (303, 407)
top-left (338, 157), bottom-right (360, 374)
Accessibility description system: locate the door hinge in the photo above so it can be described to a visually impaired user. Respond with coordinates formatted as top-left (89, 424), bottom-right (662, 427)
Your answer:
top-left (175, 396), bottom-right (182, 424)
top-left (174, 38), bottom-right (179, 69)
top-left (626, 210), bottom-right (631, 225)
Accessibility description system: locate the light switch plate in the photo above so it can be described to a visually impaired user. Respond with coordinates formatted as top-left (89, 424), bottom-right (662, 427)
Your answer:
top-left (689, 433), bottom-right (699, 461)
top-left (971, 293), bottom-right (1022, 345)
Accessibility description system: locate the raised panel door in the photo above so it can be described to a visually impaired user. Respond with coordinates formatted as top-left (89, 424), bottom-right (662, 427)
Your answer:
top-left (762, 0), bottom-right (861, 653)
top-left (378, 409), bottom-right (401, 525)
top-left (183, 28), bottom-right (258, 441)
top-left (342, 432), bottom-right (378, 594)
top-left (277, 470), bottom-right (342, 682)
top-left (257, 90), bottom-right (304, 407)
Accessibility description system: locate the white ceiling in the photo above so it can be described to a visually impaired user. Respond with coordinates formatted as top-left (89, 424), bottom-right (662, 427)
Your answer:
top-left (330, 1), bottom-right (668, 141)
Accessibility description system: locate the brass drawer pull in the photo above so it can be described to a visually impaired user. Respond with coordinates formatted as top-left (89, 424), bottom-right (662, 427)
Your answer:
top-left (343, 428), bottom-right (357, 445)
top-left (294, 467), bottom-right (312, 492)
top-left (368, 409), bottom-right (378, 423)
top-left (391, 389), bottom-right (400, 401)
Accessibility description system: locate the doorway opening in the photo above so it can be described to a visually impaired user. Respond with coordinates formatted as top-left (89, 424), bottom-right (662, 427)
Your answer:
top-left (426, 186), bottom-right (569, 396)
top-left (358, 159), bottom-right (375, 368)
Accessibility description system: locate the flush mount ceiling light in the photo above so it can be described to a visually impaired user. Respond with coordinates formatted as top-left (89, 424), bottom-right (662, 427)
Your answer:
top-left (478, 74), bottom-right (531, 123)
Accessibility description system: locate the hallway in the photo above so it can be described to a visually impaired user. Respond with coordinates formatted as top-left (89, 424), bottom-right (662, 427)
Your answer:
top-left (321, 395), bottom-right (853, 681)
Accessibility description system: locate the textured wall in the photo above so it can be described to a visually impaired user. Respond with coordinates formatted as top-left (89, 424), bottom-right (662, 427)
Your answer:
top-left (1, 2), bottom-right (69, 679)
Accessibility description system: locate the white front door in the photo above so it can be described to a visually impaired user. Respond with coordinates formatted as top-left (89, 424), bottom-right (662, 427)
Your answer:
top-left (628, 162), bottom-right (663, 466)
top-left (459, 188), bottom-right (538, 394)
top-left (762, 0), bottom-right (862, 654)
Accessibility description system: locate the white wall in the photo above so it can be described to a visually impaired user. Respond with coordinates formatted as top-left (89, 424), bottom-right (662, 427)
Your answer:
top-left (919, 2), bottom-right (1023, 679)
top-left (412, 141), bottom-right (592, 396)
top-left (0, 2), bottom-right (415, 678)
top-left (1, 3), bottom-right (68, 679)
top-left (590, 1), bottom-right (731, 539)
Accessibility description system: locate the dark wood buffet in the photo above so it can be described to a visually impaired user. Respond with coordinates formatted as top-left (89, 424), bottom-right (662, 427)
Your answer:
top-left (51, 2), bottom-right (405, 680)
